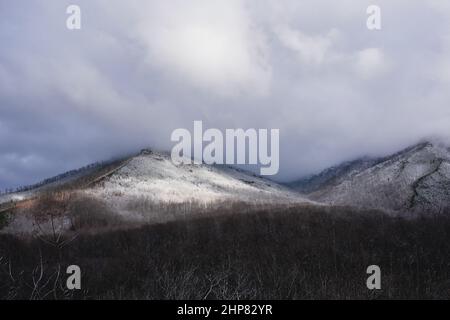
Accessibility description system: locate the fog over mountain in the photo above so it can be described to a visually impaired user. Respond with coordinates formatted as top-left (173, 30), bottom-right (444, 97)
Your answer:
top-left (1, 0), bottom-right (450, 189)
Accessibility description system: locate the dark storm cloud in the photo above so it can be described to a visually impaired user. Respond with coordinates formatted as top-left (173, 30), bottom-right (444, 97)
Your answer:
top-left (1, 0), bottom-right (450, 189)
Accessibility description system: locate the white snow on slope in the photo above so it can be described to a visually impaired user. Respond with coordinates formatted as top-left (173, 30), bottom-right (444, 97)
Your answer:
top-left (308, 142), bottom-right (450, 212)
top-left (84, 151), bottom-right (311, 218)
top-left (0, 164), bottom-right (103, 205)
top-left (1, 151), bottom-right (314, 233)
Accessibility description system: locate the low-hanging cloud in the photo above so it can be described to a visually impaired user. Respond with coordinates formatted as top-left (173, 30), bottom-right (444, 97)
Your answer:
top-left (1, 0), bottom-right (450, 189)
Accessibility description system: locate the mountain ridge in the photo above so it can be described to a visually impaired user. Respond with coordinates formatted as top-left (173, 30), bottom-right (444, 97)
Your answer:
top-left (2, 141), bottom-right (449, 223)
top-left (289, 141), bottom-right (450, 213)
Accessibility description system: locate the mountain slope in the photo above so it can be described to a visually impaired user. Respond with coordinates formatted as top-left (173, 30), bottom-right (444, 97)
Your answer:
top-left (1, 149), bottom-right (313, 233)
top-left (287, 157), bottom-right (382, 194)
top-left (83, 150), bottom-right (309, 214)
top-left (0, 157), bottom-right (129, 206)
top-left (289, 142), bottom-right (450, 213)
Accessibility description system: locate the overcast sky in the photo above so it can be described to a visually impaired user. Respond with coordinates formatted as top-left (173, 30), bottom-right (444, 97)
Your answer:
top-left (1, 0), bottom-right (450, 189)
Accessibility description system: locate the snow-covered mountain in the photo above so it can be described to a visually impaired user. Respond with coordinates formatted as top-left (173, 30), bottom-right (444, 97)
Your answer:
top-left (289, 142), bottom-right (450, 213)
top-left (1, 149), bottom-right (313, 233)
top-left (84, 150), bottom-right (308, 208)
top-left (3, 141), bottom-right (449, 233)
top-left (0, 149), bottom-right (310, 213)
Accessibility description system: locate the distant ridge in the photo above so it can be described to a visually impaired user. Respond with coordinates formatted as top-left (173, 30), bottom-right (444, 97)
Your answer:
top-left (288, 141), bottom-right (450, 213)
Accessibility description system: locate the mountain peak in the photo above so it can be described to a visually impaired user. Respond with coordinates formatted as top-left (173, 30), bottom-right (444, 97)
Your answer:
top-left (290, 140), bottom-right (450, 213)
top-left (81, 151), bottom-right (310, 221)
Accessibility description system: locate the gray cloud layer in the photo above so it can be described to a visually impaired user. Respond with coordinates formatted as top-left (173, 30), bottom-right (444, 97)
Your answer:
top-left (1, 0), bottom-right (450, 189)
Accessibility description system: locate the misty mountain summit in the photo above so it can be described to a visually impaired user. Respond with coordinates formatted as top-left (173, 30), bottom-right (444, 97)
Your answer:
top-left (1, 141), bottom-right (450, 236)
top-left (289, 141), bottom-right (450, 213)
top-left (0, 150), bottom-right (309, 233)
